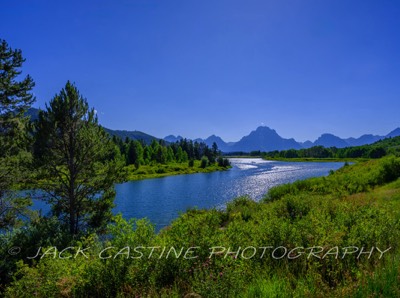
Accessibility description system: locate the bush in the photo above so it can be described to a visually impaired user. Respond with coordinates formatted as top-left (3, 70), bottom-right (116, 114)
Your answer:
top-left (379, 156), bottom-right (400, 183)
top-left (218, 157), bottom-right (231, 167)
top-left (200, 156), bottom-right (209, 168)
top-left (223, 158), bottom-right (231, 167)
top-left (0, 216), bottom-right (74, 285)
top-left (188, 159), bottom-right (194, 167)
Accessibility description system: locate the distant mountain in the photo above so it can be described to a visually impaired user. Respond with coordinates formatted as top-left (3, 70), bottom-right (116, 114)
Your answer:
top-left (313, 133), bottom-right (349, 148)
top-left (310, 128), bottom-right (400, 149)
top-left (345, 134), bottom-right (383, 147)
top-left (387, 128), bottom-right (400, 138)
top-left (26, 107), bottom-right (40, 121)
top-left (104, 128), bottom-right (159, 145)
top-left (164, 135), bottom-right (183, 143)
top-left (193, 138), bottom-right (204, 143)
top-left (300, 140), bottom-right (314, 149)
top-left (230, 126), bottom-right (302, 152)
top-left (203, 135), bottom-right (232, 152)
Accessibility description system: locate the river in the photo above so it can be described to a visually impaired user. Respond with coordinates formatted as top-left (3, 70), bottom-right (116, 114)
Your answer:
top-left (112, 158), bottom-right (344, 230)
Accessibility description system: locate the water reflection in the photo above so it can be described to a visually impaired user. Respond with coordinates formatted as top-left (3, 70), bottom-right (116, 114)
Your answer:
top-left (113, 158), bottom-right (344, 230)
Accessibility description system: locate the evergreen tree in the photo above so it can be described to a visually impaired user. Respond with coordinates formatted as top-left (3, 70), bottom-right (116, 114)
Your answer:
top-left (175, 146), bottom-right (184, 162)
top-left (166, 146), bottom-right (175, 162)
top-left (0, 39), bottom-right (35, 230)
top-left (126, 140), bottom-right (144, 166)
top-left (0, 39), bottom-right (35, 151)
top-left (33, 81), bottom-right (123, 235)
top-left (150, 139), bottom-right (160, 162)
top-left (156, 146), bottom-right (167, 164)
top-left (212, 142), bottom-right (219, 156)
top-left (182, 151), bottom-right (189, 162)
top-left (134, 141), bottom-right (144, 166)
top-left (217, 156), bottom-right (224, 167)
top-left (143, 146), bottom-right (151, 164)
top-left (188, 159), bottom-right (194, 167)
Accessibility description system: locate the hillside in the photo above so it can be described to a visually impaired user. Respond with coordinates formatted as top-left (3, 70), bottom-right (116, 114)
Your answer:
top-left (103, 128), bottom-right (159, 145)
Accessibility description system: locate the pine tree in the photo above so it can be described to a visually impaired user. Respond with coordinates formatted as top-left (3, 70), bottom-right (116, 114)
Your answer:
top-left (0, 39), bottom-right (35, 230)
top-left (0, 39), bottom-right (35, 152)
top-left (127, 140), bottom-right (144, 167)
top-left (175, 146), bottom-right (184, 162)
top-left (33, 81), bottom-right (123, 235)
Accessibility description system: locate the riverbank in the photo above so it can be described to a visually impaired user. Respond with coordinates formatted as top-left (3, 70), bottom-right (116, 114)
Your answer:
top-left (124, 161), bottom-right (231, 181)
top-left (263, 157), bottom-right (364, 162)
top-left (15, 161), bottom-right (231, 190)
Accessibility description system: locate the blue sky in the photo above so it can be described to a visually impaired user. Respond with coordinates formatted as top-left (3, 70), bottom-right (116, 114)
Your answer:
top-left (1, 0), bottom-right (400, 142)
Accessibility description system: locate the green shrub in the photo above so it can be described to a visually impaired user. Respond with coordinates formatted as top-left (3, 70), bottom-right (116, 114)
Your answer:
top-left (188, 159), bottom-right (194, 167)
top-left (200, 156), bottom-right (209, 168)
top-left (379, 156), bottom-right (400, 183)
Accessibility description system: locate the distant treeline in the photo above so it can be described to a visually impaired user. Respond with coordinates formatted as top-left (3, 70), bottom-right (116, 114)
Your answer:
top-left (112, 136), bottom-right (230, 168)
top-left (223, 136), bottom-right (400, 159)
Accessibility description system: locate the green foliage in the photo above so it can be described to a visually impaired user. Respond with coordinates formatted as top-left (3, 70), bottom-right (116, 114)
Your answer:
top-left (378, 156), bottom-right (400, 184)
top-left (265, 156), bottom-right (400, 202)
top-left (126, 140), bottom-right (144, 167)
top-left (0, 216), bottom-right (74, 286)
top-left (217, 156), bottom-right (231, 167)
top-left (352, 256), bottom-right (400, 297)
top-left (0, 152), bottom-right (34, 230)
top-left (124, 160), bottom-right (229, 181)
top-left (188, 159), bottom-right (194, 167)
top-left (226, 196), bottom-right (258, 221)
top-left (113, 136), bottom-right (221, 172)
top-left (0, 39), bottom-right (35, 231)
top-left (200, 156), bottom-right (209, 168)
top-left (244, 276), bottom-right (292, 298)
top-left (0, 39), bottom-right (35, 155)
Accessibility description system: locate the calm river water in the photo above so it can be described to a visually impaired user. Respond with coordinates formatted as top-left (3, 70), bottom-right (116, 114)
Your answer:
top-left (113, 158), bottom-right (344, 230)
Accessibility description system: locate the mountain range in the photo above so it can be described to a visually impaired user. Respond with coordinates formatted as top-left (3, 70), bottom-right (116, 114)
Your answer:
top-left (164, 128), bottom-right (303, 152)
top-left (110, 126), bottom-right (399, 151)
top-left (165, 127), bottom-right (400, 153)
top-left (27, 108), bottom-right (400, 152)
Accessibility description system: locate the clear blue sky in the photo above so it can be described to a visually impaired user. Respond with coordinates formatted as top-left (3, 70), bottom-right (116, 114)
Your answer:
top-left (1, 0), bottom-right (399, 142)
